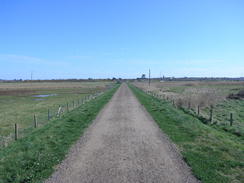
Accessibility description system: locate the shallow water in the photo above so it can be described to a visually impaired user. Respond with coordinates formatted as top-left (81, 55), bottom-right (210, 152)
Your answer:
top-left (33, 94), bottom-right (57, 98)
top-left (33, 98), bottom-right (45, 101)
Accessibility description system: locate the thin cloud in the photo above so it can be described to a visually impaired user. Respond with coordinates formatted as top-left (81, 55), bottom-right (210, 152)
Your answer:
top-left (0, 54), bottom-right (68, 66)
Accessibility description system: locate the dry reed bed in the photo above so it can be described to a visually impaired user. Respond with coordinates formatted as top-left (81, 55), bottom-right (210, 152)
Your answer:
top-left (133, 81), bottom-right (244, 136)
top-left (134, 81), bottom-right (244, 109)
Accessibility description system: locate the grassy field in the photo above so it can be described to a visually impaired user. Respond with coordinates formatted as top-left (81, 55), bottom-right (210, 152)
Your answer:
top-left (134, 80), bottom-right (244, 137)
top-left (0, 81), bottom-right (114, 146)
top-left (129, 84), bottom-right (244, 183)
top-left (0, 84), bottom-right (119, 183)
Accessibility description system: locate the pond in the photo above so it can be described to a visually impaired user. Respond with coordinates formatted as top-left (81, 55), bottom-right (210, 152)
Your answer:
top-left (33, 94), bottom-right (58, 98)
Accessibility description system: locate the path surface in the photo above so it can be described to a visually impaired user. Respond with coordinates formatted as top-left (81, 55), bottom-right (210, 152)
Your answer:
top-left (46, 84), bottom-right (199, 183)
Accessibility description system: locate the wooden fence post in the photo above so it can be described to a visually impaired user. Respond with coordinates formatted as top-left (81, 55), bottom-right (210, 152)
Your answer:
top-left (57, 105), bottom-right (62, 117)
top-left (197, 105), bottom-right (200, 115)
top-left (230, 113), bottom-right (233, 126)
top-left (34, 114), bottom-right (37, 128)
top-left (209, 105), bottom-right (213, 123)
top-left (48, 109), bottom-right (50, 120)
top-left (67, 102), bottom-right (69, 112)
top-left (14, 123), bottom-right (18, 140)
top-left (73, 101), bottom-right (75, 108)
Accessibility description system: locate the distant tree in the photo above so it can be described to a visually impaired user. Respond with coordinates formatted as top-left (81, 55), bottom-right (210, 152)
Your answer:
top-left (141, 74), bottom-right (146, 79)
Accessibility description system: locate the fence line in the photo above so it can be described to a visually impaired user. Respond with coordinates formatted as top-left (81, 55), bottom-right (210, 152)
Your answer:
top-left (0, 90), bottom-right (108, 148)
top-left (139, 87), bottom-right (236, 128)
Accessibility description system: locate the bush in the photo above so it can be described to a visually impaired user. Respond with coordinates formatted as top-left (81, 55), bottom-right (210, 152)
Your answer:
top-left (228, 89), bottom-right (244, 99)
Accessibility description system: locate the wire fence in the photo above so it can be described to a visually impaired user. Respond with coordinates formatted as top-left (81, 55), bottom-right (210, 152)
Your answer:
top-left (133, 85), bottom-right (241, 136)
top-left (0, 84), bottom-right (116, 149)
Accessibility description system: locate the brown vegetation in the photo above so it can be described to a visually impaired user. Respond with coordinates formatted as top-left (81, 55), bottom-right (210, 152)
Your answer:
top-left (134, 80), bottom-right (244, 109)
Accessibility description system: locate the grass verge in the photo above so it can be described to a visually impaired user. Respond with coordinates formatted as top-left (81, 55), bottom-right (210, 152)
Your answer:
top-left (129, 84), bottom-right (243, 183)
top-left (0, 85), bottom-right (119, 183)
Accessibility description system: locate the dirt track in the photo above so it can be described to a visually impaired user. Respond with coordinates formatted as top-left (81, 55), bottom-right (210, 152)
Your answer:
top-left (46, 83), bottom-right (199, 183)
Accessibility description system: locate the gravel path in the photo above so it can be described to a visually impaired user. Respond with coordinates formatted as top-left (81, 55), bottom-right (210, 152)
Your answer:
top-left (46, 83), bottom-right (199, 183)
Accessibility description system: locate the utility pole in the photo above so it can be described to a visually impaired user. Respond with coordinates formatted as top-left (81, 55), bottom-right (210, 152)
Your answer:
top-left (149, 69), bottom-right (151, 87)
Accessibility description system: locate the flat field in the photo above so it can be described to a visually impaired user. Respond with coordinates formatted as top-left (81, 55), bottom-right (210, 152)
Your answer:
top-left (134, 80), bottom-right (244, 136)
top-left (0, 81), bottom-right (113, 145)
top-left (130, 84), bottom-right (243, 182)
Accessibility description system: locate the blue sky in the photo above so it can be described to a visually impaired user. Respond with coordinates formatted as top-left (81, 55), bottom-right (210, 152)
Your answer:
top-left (0, 0), bottom-right (244, 79)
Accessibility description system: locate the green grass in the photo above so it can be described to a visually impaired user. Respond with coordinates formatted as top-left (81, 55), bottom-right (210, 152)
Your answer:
top-left (0, 81), bottom-right (112, 138)
top-left (0, 85), bottom-right (119, 183)
top-left (206, 100), bottom-right (244, 136)
top-left (129, 84), bottom-right (244, 183)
